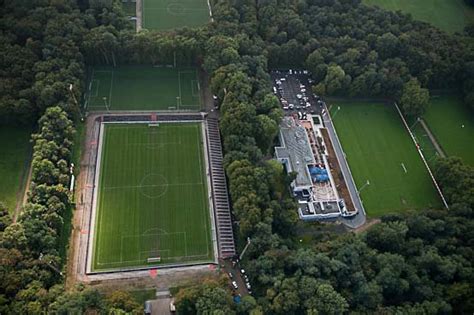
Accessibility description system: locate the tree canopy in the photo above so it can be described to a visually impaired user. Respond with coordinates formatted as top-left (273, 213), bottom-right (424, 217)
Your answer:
top-left (1, 0), bottom-right (473, 313)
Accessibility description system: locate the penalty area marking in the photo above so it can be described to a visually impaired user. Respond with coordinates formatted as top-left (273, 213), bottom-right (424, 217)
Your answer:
top-left (401, 163), bottom-right (407, 174)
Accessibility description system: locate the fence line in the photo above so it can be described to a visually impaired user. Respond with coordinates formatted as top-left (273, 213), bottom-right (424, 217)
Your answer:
top-left (394, 103), bottom-right (449, 210)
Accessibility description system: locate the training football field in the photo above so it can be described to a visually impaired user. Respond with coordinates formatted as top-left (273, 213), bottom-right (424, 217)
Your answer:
top-left (91, 122), bottom-right (214, 271)
top-left (332, 102), bottom-right (441, 217)
top-left (363, 0), bottom-right (474, 33)
top-left (0, 126), bottom-right (31, 213)
top-left (86, 66), bottom-right (201, 111)
top-left (423, 95), bottom-right (474, 166)
top-left (143, 0), bottom-right (210, 30)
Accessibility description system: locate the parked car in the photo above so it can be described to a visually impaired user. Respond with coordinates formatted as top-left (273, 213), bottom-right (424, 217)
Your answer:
top-left (240, 268), bottom-right (246, 274)
top-left (246, 282), bottom-right (251, 290)
top-left (232, 281), bottom-right (238, 289)
top-left (144, 301), bottom-right (152, 315)
top-left (228, 272), bottom-right (233, 279)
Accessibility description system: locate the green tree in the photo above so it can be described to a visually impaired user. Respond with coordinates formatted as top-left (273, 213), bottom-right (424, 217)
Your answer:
top-left (399, 78), bottom-right (429, 118)
top-left (195, 286), bottom-right (235, 314)
top-left (312, 283), bottom-right (348, 315)
top-left (106, 291), bottom-right (142, 313)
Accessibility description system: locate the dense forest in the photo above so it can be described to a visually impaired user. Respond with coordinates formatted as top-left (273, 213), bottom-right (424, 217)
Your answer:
top-left (0, 0), bottom-right (473, 313)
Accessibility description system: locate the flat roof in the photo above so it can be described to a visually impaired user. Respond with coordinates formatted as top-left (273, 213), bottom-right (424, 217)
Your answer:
top-left (275, 117), bottom-right (314, 188)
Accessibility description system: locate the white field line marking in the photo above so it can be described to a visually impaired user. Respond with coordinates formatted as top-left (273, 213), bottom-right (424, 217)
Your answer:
top-left (92, 80), bottom-right (100, 97)
top-left (86, 68), bottom-right (95, 109)
top-left (90, 123), bottom-right (105, 270)
top-left (401, 163), bottom-right (407, 173)
top-left (196, 124), bottom-right (210, 258)
top-left (103, 182), bottom-right (203, 190)
top-left (96, 123), bottom-right (211, 267)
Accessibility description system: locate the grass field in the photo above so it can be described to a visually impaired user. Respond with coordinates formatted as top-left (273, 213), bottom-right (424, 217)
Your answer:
top-left (332, 102), bottom-right (441, 217)
top-left (0, 126), bottom-right (31, 213)
top-left (363, 0), bottom-right (474, 33)
top-left (92, 122), bottom-right (213, 271)
top-left (423, 95), bottom-right (474, 165)
top-left (143, 0), bottom-right (210, 30)
top-left (86, 66), bottom-right (201, 111)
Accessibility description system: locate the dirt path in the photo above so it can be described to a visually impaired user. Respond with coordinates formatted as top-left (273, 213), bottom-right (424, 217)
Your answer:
top-left (136, 0), bottom-right (142, 32)
top-left (14, 149), bottom-right (33, 222)
top-left (352, 218), bottom-right (380, 234)
top-left (420, 119), bottom-right (446, 158)
top-left (66, 114), bottom-right (99, 288)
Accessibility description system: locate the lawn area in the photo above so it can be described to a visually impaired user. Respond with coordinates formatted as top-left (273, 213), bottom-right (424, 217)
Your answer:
top-left (0, 125), bottom-right (31, 213)
top-left (92, 122), bottom-right (213, 271)
top-left (423, 95), bottom-right (474, 165)
top-left (86, 65), bottom-right (201, 111)
top-left (363, 0), bottom-right (474, 33)
top-left (143, 0), bottom-right (210, 30)
top-left (332, 102), bottom-right (441, 217)
top-left (129, 289), bottom-right (156, 304)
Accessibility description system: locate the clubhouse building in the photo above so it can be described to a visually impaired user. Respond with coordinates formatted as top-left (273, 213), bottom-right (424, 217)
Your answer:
top-left (275, 115), bottom-right (357, 220)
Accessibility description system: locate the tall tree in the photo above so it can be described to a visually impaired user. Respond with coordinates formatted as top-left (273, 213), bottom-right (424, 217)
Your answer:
top-left (399, 78), bottom-right (429, 117)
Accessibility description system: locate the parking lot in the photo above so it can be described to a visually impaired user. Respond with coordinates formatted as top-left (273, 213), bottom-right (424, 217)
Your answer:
top-left (271, 70), bottom-right (325, 117)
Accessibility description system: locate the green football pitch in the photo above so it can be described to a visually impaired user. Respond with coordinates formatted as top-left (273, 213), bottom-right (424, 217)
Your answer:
top-left (86, 66), bottom-right (201, 111)
top-left (92, 123), bottom-right (214, 271)
top-left (332, 102), bottom-right (441, 217)
top-left (424, 95), bottom-right (474, 165)
top-left (143, 0), bottom-right (210, 30)
top-left (0, 126), bottom-right (31, 213)
top-left (363, 0), bottom-right (474, 33)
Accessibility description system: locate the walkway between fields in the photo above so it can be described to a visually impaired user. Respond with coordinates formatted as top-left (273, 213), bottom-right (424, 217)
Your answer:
top-left (420, 119), bottom-right (446, 158)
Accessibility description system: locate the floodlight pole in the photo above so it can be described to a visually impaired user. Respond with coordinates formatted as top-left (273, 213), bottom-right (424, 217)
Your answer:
top-left (332, 106), bottom-right (341, 119)
top-left (357, 179), bottom-right (370, 195)
top-left (176, 96), bottom-right (180, 109)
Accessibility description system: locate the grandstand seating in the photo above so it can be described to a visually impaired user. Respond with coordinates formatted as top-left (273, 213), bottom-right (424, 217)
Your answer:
top-left (206, 118), bottom-right (236, 259)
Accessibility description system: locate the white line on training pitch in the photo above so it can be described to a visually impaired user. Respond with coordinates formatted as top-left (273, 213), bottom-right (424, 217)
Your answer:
top-left (401, 163), bottom-right (407, 173)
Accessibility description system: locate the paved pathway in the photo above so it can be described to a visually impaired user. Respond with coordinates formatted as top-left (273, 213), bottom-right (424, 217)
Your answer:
top-left (322, 104), bottom-right (366, 229)
top-left (151, 290), bottom-right (171, 315)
